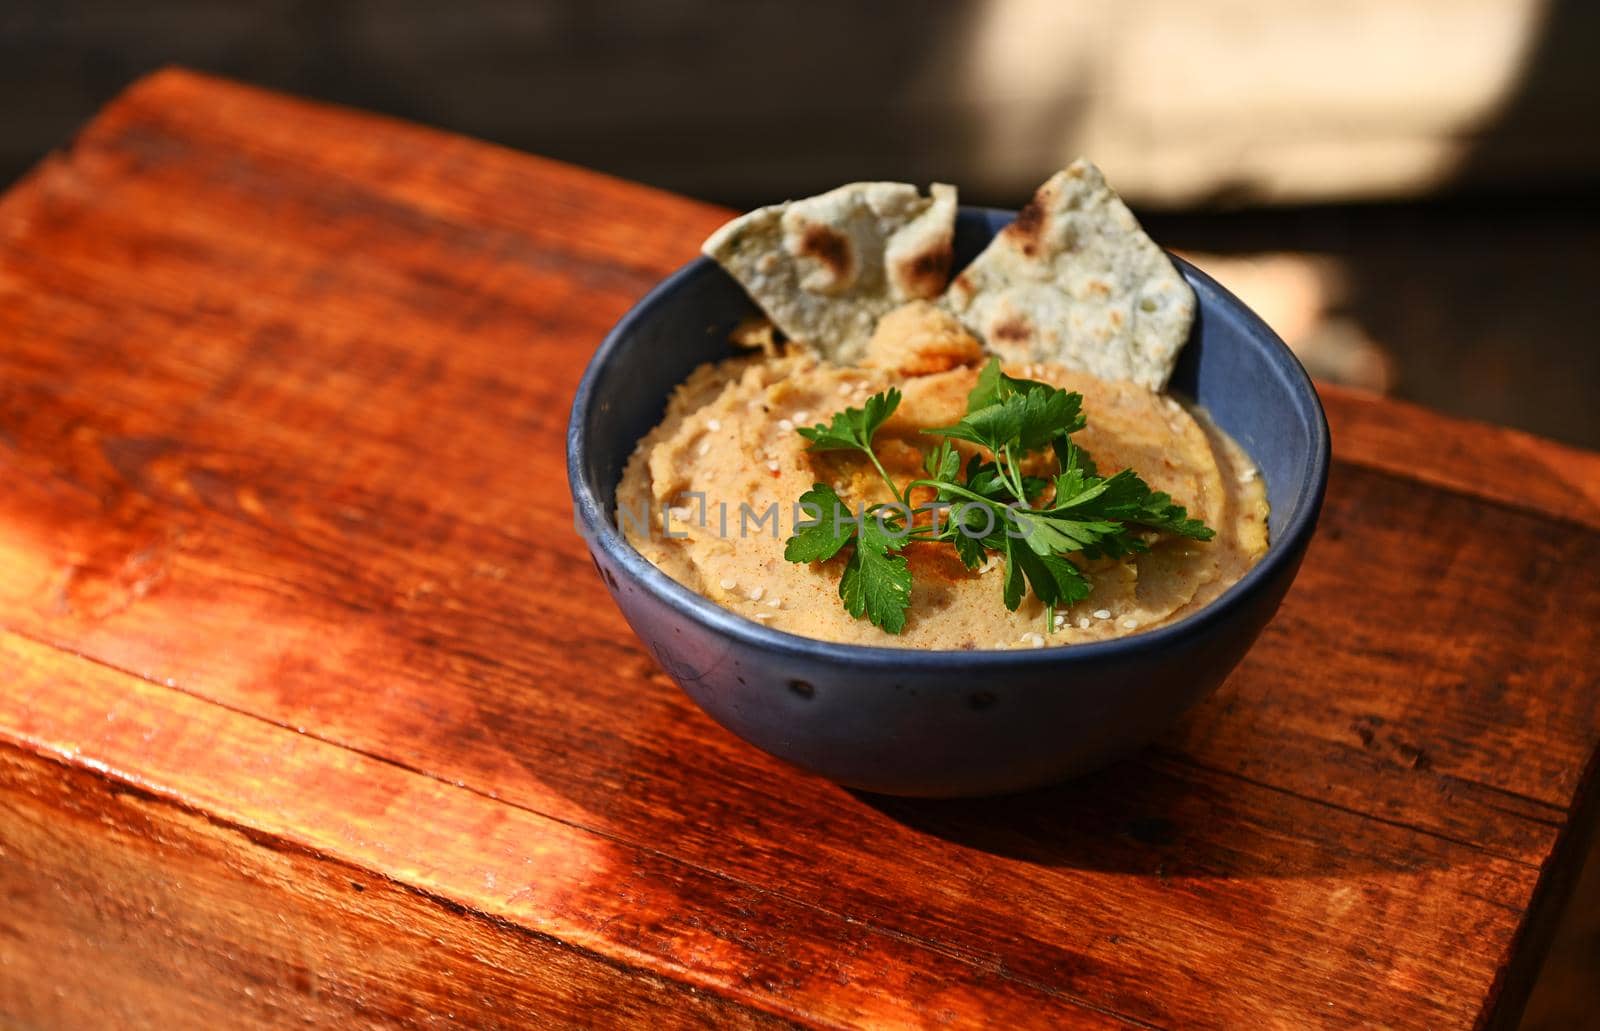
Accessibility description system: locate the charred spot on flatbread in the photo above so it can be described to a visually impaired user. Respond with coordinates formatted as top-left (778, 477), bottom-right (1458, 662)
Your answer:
top-left (990, 315), bottom-right (1033, 345)
top-left (794, 224), bottom-right (855, 291)
top-left (1010, 198), bottom-right (1046, 257)
top-left (893, 239), bottom-right (954, 300)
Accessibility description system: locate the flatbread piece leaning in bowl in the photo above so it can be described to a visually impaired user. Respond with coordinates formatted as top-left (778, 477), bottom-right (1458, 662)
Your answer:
top-left (616, 161), bottom-right (1269, 651)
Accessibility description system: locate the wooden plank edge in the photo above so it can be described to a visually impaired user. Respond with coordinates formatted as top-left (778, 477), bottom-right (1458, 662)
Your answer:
top-left (1319, 383), bottom-right (1600, 531)
top-left (0, 741), bottom-right (795, 1030)
top-left (0, 630), bottom-right (1137, 1029)
top-left (1478, 739), bottom-right (1600, 1030)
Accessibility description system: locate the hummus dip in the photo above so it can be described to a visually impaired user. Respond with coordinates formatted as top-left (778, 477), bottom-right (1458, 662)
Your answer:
top-left (617, 303), bottom-right (1268, 650)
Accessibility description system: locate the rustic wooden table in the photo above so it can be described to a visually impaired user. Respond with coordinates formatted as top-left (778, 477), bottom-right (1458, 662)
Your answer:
top-left (2, 70), bottom-right (1598, 1030)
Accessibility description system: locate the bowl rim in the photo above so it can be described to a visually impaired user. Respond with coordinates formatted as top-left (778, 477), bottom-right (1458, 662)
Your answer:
top-left (568, 208), bottom-right (1330, 670)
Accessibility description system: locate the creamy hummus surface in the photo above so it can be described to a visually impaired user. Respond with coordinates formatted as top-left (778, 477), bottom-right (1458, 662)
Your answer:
top-left (616, 303), bottom-right (1268, 650)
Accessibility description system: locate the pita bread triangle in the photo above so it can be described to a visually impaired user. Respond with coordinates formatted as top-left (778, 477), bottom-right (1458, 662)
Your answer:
top-left (943, 159), bottom-right (1195, 390)
top-left (702, 181), bottom-right (958, 364)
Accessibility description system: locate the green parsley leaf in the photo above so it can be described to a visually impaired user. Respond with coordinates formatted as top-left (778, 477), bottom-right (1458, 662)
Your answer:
top-left (1011, 507), bottom-right (1127, 557)
top-left (922, 438), bottom-right (960, 482)
top-left (1001, 537), bottom-right (1029, 612)
top-left (798, 388), bottom-right (902, 453)
top-left (965, 357), bottom-right (1055, 411)
top-left (1011, 545), bottom-right (1093, 609)
top-left (1015, 385), bottom-right (1084, 451)
top-left (949, 523), bottom-right (989, 571)
top-left (942, 499), bottom-right (1005, 570)
top-left (839, 514), bottom-right (912, 633)
top-left (783, 483), bottom-right (858, 563)
top-left (927, 396), bottom-right (1025, 454)
top-left (929, 379), bottom-right (1083, 457)
top-left (1051, 437), bottom-right (1099, 497)
top-left (959, 455), bottom-right (1047, 505)
top-left (966, 357), bottom-right (1007, 412)
top-left (1047, 468), bottom-right (1214, 541)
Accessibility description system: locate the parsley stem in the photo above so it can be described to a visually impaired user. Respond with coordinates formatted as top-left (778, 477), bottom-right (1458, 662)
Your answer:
top-left (904, 479), bottom-right (994, 508)
top-left (864, 449), bottom-right (904, 507)
top-left (997, 445), bottom-right (1029, 504)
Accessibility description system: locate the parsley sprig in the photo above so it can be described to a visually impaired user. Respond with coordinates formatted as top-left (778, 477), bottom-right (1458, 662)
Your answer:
top-left (783, 359), bottom-right (1215, 635)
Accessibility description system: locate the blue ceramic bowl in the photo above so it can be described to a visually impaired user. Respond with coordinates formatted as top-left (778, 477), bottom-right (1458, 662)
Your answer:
top-left (568, 208), bottom-right (1329, 797)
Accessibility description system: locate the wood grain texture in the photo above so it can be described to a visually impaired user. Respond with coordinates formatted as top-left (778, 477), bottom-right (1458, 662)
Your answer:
top-left (1319, 384), bottom-right (1600, 532)
top-left (0, 740), bottom-right (788, 1031)
top-left (0, 69), bottom-right (1597, 1029)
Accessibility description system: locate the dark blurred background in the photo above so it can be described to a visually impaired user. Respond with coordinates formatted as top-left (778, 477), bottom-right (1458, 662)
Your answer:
top-left (1, 2), bottom-right (1597, 1025)
top-left (3, 1), bottom-right (1599, 450)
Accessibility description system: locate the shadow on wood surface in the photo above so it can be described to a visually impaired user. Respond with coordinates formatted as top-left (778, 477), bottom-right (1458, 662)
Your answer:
top-left (852, 751), bottom-right (1458, 879)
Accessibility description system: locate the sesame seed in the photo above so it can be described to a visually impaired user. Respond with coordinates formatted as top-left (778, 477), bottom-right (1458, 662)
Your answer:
top-left (718, 577), bottom-right (738, 590)
top-left (1077, 617), bottom-right (1091, 629)
top-left (793, 410), bottom-right (810, 424)
top-left (778, 419), bottom-right (794, 432)
top-left (767, 460), bottom-right (780, 473)
top-left (697, 440), bottom-right (710, 456)
top-left (765, 597), bottom-right (781, 608)
top-left (1093, 609), bottom-right (1111, 620)
top-left (706, 418), bottom-right (721, 431)
top-left (748, 585), bottom-right (765, 601)
top-left (837, 383), bottom-right (853, 395)
top-left (1024, 632), bottom-right (1045, 647)
top-left (752, 611), bottom-right (773, 620)
top-left (1239, 467), bottom-right (1259, 483)
top-left (1121, 619), bottom-right (1138, 629)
